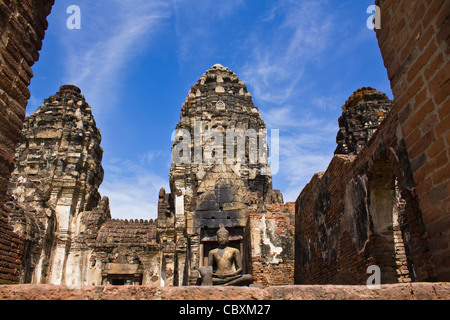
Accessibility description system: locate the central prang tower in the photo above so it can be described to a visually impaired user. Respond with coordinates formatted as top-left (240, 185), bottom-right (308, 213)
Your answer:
top-left (157, 64), bottom-right (293, 286)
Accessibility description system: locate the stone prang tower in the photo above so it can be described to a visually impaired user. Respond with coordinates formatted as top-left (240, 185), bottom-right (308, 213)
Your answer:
top-left (7, 85), bottom-right (109, 284)
top-left (159, 64), bottom-right (294, 286)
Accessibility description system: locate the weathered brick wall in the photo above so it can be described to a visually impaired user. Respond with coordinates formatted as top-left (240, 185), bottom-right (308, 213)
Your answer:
top-left (375, 0), bottom-right (449, 281)
top-left (295, 0), bottom-right (449, 284)
top-left (0, 0), bottom-right (54, 284)
top-left (295, 105), bottom-right (436, 284)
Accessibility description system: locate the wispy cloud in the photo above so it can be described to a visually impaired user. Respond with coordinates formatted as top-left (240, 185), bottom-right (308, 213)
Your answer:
top-left (279, 150), bottom-right (333, 201)
top-left (61, 0), bottom-right (170, 115)
top-left (261, 96), bottom-right (339, 202)
top-left (233, 0), bottom-right (346, 201)
top-left (240, 0), bottom-right (335, 104)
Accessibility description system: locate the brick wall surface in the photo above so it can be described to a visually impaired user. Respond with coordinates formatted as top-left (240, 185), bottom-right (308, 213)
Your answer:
top-left (0, 0), bottom-right (54, 284)
top-left (375, 0), bottom-right (449, 280)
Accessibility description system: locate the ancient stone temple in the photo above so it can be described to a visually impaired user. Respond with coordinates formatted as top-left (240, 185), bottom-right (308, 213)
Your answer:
top-left (6, 65), bottom-right (295, 287)
top-left (1, 0), bottom-right (449, 300)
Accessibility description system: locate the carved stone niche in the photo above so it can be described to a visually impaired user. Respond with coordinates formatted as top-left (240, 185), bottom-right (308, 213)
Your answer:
top-left (196, 223), bottom-right (253, 286)
top-left (196, 225), bottom-right (251, 281)
top-left (101, 247), bottom-right (143, 285)
top-left (200, 226), bottom-right (244, 266)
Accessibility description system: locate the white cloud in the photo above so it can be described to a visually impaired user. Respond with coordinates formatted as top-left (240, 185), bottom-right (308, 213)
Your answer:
top-left (276, 125), bottom-right (335, 202)
top-left (261, 106), bottom-right (298, 129)
top-left (312, 95), bottom-right (345, 111)
top-left (262, 104), bottom-right (339, 132)
top-left (100, 156), bottom-right (169, 220)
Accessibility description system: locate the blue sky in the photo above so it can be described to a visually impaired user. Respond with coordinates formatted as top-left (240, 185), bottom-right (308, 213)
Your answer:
top-left (27, 0), bottom-right (392, 220)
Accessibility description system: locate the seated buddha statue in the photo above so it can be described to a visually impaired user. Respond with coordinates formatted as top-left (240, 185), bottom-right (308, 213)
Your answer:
top-left (198, 224), bottom-right (253, 286)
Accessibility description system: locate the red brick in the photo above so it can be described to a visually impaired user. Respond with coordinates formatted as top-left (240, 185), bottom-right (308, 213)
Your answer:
top-left (409, 3), bottom-right (426, 30)
top-left (437, 98), bottom-right (450, 119)
top-left (413, 157), bottom-right (433, 183)
top-left (408, 130), bottom-right (435, 159)
top-left (426, 149), bottom-right (449, 173)
top-left (436, 113), bottom-right (450, 137)
top-left (425, 53), bottom-right (445, 81)
top-left (417, 177), bottom-right (433, 198)
top-left (409, 76), bottom-right (425, 104)
top-left (407, 41), bottom-right (438, 83)
top-left (418, 192), bottom-right (431, 212)
top-left (418, 23), bottom-right (436, 52)
top-left (398, 102), bottom-right (412, 123)
top-left (435, 1), bottom-right (450, 29)
top-left (429, 182), bottom-right (449, 205)
top-left (421, 205), bottom-right (443, 226)
top-left (422, 112), bottom-right (439, 134)
top-left (428, 61), bottom-right (450, 94)
top-left (400, 25), bottom-right (421, 62)
top-left (414, 87), bottom-right (429, 108)
top-left (432, 161), bottom-right (450, 185)
top-left (405, 126), bottom-right (422, 148)
top-left (395, 74), bottom-right (423, 114)
top-left (427, 137), bottom-right (446, 158)
top-left (423, 0), bottom-right (446, 29)
top-left (434, 79), bottom-right (450, 105)
top-left (403, 98), bottom-right (433, 136)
